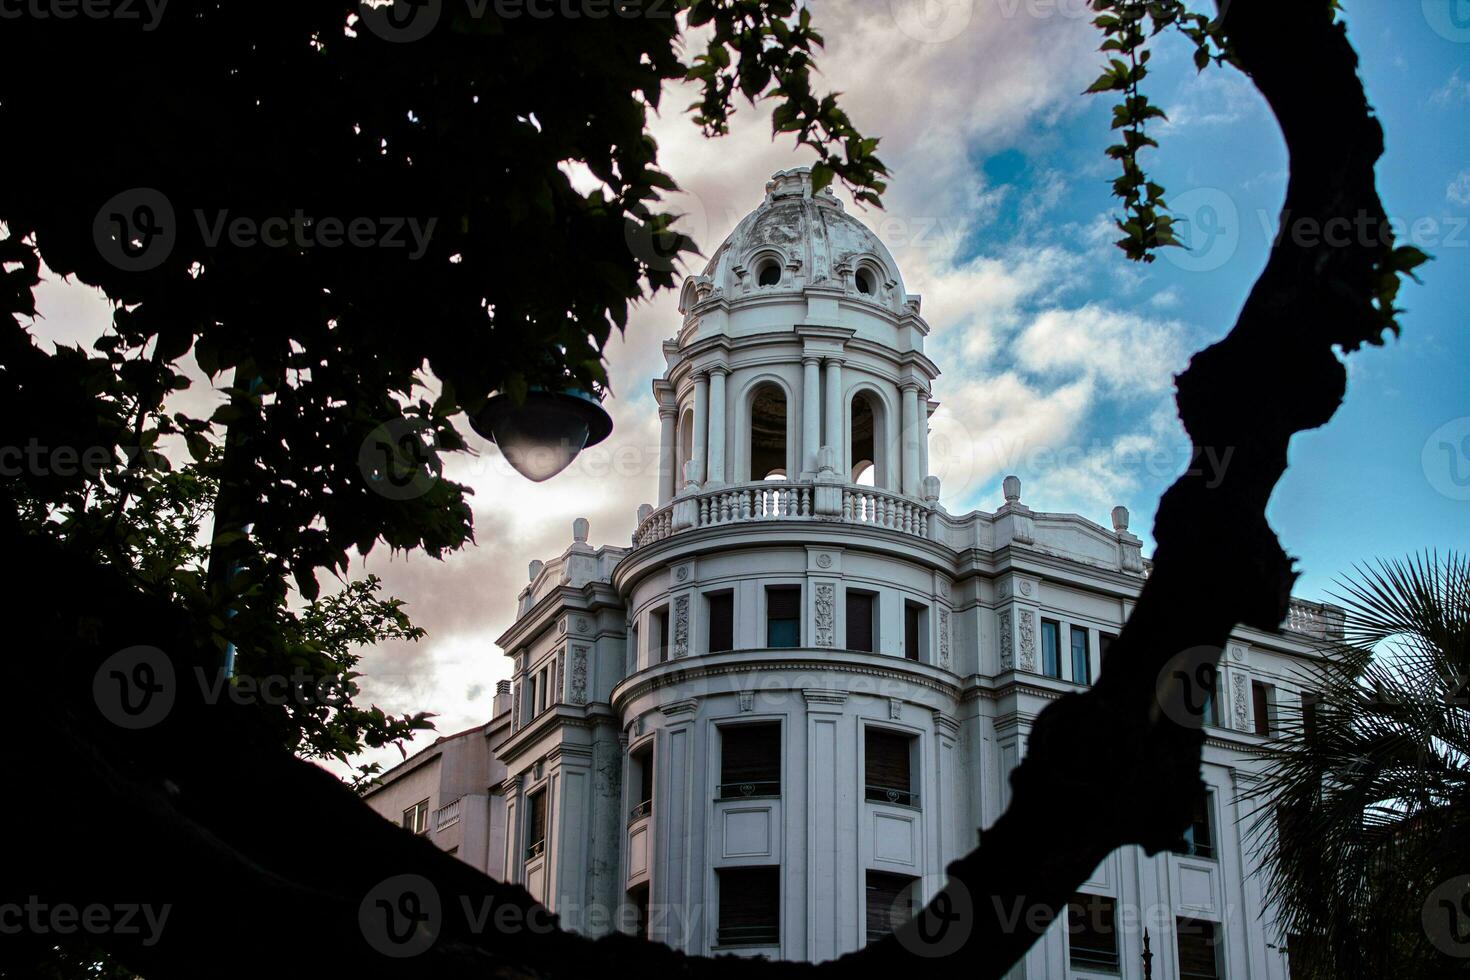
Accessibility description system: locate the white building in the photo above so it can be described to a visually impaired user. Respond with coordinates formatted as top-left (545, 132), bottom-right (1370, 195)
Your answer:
top-left (364, 167), bottom-right (1337, 979)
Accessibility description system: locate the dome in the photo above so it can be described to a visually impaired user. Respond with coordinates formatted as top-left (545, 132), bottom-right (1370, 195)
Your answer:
top-left (691, 168), bottom-right (907, 312)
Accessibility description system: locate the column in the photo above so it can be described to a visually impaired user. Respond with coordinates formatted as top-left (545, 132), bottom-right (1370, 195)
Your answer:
top-left (691, 372), bottom-right (709, 486)
top-left (657, 406), bottom-right (676, 505)
top-left (802, 356), bottom-right (821, 478)
top-left (823, 358), bottom-right (843, 463)
top-left (901, 382), bottom-right (920, 496)
top-left (707, 366), bottom-right (728, 486)
top-left (918, 400), bottom-right (930, 486)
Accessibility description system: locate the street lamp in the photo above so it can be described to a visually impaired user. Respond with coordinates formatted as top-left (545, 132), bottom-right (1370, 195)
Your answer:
top-left (470, 387), bottom-right (613, 482)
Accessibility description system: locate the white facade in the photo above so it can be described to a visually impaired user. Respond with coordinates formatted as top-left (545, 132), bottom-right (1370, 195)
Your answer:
top-left (365, 168), bottom-right (1337, 979)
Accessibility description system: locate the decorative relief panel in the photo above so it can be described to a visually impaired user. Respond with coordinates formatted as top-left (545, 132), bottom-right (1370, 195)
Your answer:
top-left (569, 645), bottom-right (588, 705)
top-left (672, 594), bottom-right (689, 658)
top-left (556, 650), bottom-right (565, 705)
top-left (512, 683), bottom-right (521, 731)
top-left (739, 691), bottom-right (754, 713)
top-left (998, 609), bottom-right (1014, 671)
top-left (1233, 672), bottom-right (1250, 730)
top-left (814, 583), bottom-right (836, 648)
top-left (1017, 608), bottom-right (1036, 672)
top-left (938, 609), bottom-right (951, 669)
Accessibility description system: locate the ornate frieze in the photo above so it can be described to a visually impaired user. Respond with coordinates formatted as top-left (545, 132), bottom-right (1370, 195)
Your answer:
top-left (569, 645), bottom-right (588, 705)
top-left (1233, 672), bottom-right (1250, 730)
top-left (672, 594), bottom-right (689, 658)
top-left (1017, 608), bottom-right (1036, 672)
top-left (999, 609), bottom-right (1014, 671)
top-left (938, 608), bottom-right (951, 669)
top-left (814, 583), bottom-right (836, 648)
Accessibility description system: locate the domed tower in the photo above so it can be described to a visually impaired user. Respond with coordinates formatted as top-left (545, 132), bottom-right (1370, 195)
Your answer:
top-left (481, 167), bottom-right (1320, 977)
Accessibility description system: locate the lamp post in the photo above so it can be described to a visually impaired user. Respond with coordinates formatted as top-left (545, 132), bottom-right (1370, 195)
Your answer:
top-left (469, 387), bottom-right (613, 482)
top-left (1142, 926), bottom-right (1154, 980)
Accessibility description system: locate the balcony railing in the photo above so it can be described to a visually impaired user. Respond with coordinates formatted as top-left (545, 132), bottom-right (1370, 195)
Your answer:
top-left (434, 796), bottom-right (463, 832)
top-left (717, 925), bottom-right (780, 947)
top-left (633, 479), bottom-right (932, 550)
top-left (715, 780), bottom-right (781, 801)
top-left (629, 799), bottom-right (653, 823)
top-left (864, 784), bottom-right (920, 808)
top-left (526, 837), bottom-right (545, 860)
top-left (1284, 598), bottom-right (1346, 640)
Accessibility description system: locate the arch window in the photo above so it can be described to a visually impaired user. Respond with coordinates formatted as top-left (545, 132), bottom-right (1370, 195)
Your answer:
top-left (855, 267), bottom-right (876, 295)
top-left (849, 389), bottom-right (889, 489)
top-left (756, 259), bottom-right (781, 287)
top-left (677, 407), bottom-right (694, 482)
top-left (748, 383), bottom-right (788, 481)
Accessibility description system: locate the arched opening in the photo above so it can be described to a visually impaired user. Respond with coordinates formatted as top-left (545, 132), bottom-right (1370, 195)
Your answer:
top-left (748, 384), bottom-right (788, 481)
top-left (678, 407), bottom-right (695, 484)
top-left (855, 267), bottom-right (875, 295)
top-left (757, 259), bottom-right (781, 286)
top-left (849, 390), bottom-right (888, 489)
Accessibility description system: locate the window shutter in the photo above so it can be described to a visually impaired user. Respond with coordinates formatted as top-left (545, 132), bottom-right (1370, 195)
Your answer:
top-left (721, 723), bottom-right (781, 787)
top-left (865, 729), bottom-right (911, 796)
top-left (904, 604), bottom-right (921, 661)
top-left (1176, 917), bottom-right (1221, 979)
top-left (718, 867), bottom-right (780, 946)
top-left (865, 872), bottom-right (915, 943)
top-left (1252, 681), bottom-right (1272, 736)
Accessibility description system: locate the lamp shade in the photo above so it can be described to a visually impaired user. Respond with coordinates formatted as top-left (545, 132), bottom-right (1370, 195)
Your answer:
top-left (470, 388), bottom-right (613, 482)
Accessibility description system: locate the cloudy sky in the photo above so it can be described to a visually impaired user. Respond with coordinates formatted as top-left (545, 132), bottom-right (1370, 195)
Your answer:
top-left (29, 1), bottom-right (1470, 773)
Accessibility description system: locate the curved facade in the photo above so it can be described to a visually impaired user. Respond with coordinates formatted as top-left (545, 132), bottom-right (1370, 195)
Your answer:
top-left (365, 169), bottom-right (1339, 979)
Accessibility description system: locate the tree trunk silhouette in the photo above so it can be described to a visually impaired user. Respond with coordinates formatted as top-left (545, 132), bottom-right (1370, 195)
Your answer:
top-left (0, 2), bottom-right (1396, 978)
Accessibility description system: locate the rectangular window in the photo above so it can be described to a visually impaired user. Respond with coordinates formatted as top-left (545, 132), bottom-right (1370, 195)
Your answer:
top-left (1070, 626), bottom-right (1091, 684)
top-left (1301, 690), bottom-right (1320, 741)
top-left (402, 798), bottom-right (430, 835)
top-left (864, 728), bottom-right (917, 806)
top-left (1040, 619), bottom-right (1062, 678)
top-left (629, 883), bottom-right (651, 940)
top-left (1173, 790), bottom-right (1216, 859)
top-left (904, 601), bottom-right (927, 662)
top-left (628, 624), bottom-right (639, 673)
top-left (1252, 680), bottom-right (1274, 736)
top-left (651, 606), bottom-right (670, 664)
top-left (846, 590), bottom-right (876, 653)
top-left (1099, 631), bottom-right (1117, 665)
top-left (707, 591), bottom-right (734, 653)
top-left (1067, 893), bottom-right (1119, 971)
top-left (526, 790), bottom-right (547, 860)
top-left (718, 722), bottom-right (781, 799)
top-left (865, 871), bottom-right (918, 944)
top-left (766, 586), bottom-right (801, 648)
top-left (1177, 916), bottom-right (1222, 979)
top-left (1201, 665), bottom-right (1223, 727)
top-left (717, 867), bottom-right (780, 947)
top-left (629, 743), bottom-right (654, 821)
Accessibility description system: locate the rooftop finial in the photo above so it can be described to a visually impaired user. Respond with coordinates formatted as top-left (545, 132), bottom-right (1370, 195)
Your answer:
top-left (1003, 474), bottom-right (1022, 504)
top-left (572, 517), bottom-right (589, 543)
top-left (1111, 505), bottom-right (1130, 534)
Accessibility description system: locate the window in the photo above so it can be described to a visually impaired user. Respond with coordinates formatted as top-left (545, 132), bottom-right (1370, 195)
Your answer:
top-left (628, 623), bottom-right (639, 674)
top-left (1301, 690), bottom-right (1320, 740)
top-left (1099, 631), bottom-right (1117, 665)
top-left (402, 799), bottom-right (430, 835)
top-left (1176, 916), bottom-right (1222, 979)
top-left (846, 590), bottom-right (876, 653)
top-left (865, 728), bottom-right (917, 806)
top-left (1066, 893), bottom-right (1119, 971)
top-left (1040, 619), bottom-right (1062, 678)
top-left (651, 606), bottom-right (670, 664)
top-left (865, 871), bottom-right (918, 943)
top-left (855, 268), bottom-right (875, 295)
top-left (904, 601), bottom-right (927, 662)
top-left (707, 591), bottom-right (734, 653)
top-left (717, 867), bottom-right (780, 947)
top-left (718, 722), bottom-right (781, 799)
top-left (629, 743), bottom-right (654, 821)
top-left (756, 260), bottom-right (781, 286)
top-left (850, 392), bottom-right (883, 488)
top-left (1070, 626), bottom-right (1091, 684)
top-left (526, 790), bottom-right (547, 860)
top-left (1252, 680), bottom-right (1274, 736)
top-left (1173, 790), bottom-right (1216, 859)
top-left (749, 384), bottom-right (788, 481)
top-left (629, 883), bottom-right (651, 939)
top-left (766, 586), bottom-right (800, 648)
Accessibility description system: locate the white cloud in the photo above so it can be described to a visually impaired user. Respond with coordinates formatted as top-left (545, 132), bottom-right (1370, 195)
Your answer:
top-left (1014, 303), bottom-right (1191, 395)
top-left (1431, 67), bottom-right (1470, 106)
top-left (1449, 169), bottom-right (1470, 207)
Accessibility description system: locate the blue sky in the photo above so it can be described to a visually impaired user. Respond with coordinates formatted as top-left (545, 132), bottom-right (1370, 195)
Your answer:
top-left (29, 1), bottom-right (1465, 767)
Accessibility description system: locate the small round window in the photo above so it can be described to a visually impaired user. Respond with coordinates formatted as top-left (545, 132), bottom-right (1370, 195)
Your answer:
top-left (855, 268), bottom-right (875, 295)
top-left (757, 261), bottom-right (781, 286)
